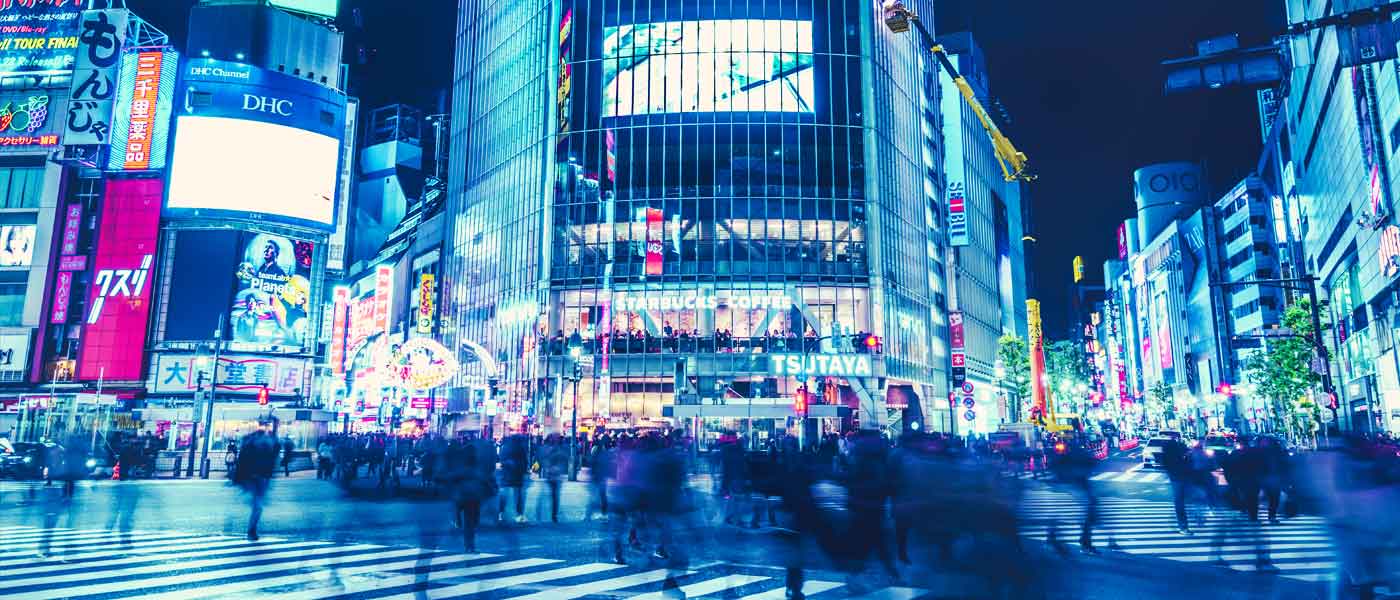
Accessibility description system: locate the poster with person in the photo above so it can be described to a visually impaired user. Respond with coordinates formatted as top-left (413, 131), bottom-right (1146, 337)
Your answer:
top-left (231, 233), bottom-right (313, 346)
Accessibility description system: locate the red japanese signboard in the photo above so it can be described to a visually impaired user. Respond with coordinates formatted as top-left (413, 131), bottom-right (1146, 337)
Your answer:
top-left (60, 203), bottom-right (81, 254)
top-left (645, 207), bottom-right (663, 275)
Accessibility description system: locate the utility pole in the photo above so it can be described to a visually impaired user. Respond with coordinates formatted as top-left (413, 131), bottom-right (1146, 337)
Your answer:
top-left (198, 314), bottom-right (224, 479)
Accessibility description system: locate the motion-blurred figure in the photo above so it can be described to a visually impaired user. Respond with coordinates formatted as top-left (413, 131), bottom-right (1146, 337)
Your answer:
top-left (232, 423), bottom-right (278, 540)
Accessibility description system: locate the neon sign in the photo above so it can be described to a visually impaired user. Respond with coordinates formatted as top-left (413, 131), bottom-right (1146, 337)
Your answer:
top-left (770, 353), bottom-right (872, 377)
top-left (376, 337), bottom-right (459, 390)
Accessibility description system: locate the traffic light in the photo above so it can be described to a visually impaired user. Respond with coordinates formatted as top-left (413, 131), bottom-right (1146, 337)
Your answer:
top-left (793, 384), bottom-right (809, 417)
top-left (256, 385), bottom-right (269, 405)
top-left (865, 335), bottom-right (882, 353)
top-left (1217, 382), bottom-right (1233, 397)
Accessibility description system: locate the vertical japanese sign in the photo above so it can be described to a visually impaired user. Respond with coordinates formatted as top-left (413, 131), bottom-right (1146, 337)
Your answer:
top-left (49, 271), bottom-right (71, 324)
top-left (948, 311), bottom-right (966, 385)
top-left (556, 6), bottom-right (572, 134)
top-left (1072, 255), bottom-right (1085, 283)
top-left (1116, 223), bottom-right (1128, 259)
top-left (78, 177), bottom-right (162, 381)
top-left (1027, 299), bottom-right (1048, 423)
top-left (416, 273), bottom-right (435, 334)
top-left (645, 207), bottom-right (663, 275)
top-left (63, 8), bottom-right (128, 161)
top-left (108, 48), bottom-right (177, 171)
top-left (328, 286), bottom-right (349, 375)
top-left (60, 202), bottom-right (80, 254)
top-left (374, 264), bottom-right (393, 334)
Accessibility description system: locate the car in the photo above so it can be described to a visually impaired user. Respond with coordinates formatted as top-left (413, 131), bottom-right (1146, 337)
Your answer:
top-left (1141, 437), bottom-right (1176, 468)
top-left (1202, 434), bottom-right (1239, 459)
top-left (0, 442), bottom-right (52, 480)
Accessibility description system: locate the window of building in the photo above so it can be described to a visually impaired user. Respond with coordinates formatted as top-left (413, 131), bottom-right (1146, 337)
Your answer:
top-left (0, 167), bottom-right (43, 209)
top-left (0, 283), bottom-right (22, 325)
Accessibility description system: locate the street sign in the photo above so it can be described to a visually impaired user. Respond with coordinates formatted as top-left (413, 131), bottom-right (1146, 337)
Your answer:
top-left (963, 409), bottom-right (977, 421)
top-left (962, 396), bottom-right (975, 409)
top-left (961, 382), bottom-right (974, 394)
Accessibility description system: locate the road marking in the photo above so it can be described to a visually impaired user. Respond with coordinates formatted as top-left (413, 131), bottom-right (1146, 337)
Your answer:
top-left (0, 539), bottom-right (321, 579)
top-left (505, 568), bottom-right (684, 600)
top-left (631, 574), bottom-right (770, 600)
top-left (273, 558), bottom-right (561, 600)
top-left (376, 563), bottom-right (628, 600)
top-left (849, 587), bottom-right (930, 600)
top-left (142, 555), bottom-right (521, 600)
top-left (0, 535), bottom-right (289, 568)
top-left (738, 580), bottom-right (845, 600)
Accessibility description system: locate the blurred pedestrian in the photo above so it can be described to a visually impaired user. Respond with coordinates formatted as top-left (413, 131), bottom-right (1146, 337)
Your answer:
top-left (540, 435), bottom-right (567, 522)
top-left (498, 434), bottom-right (528, 523)
top-left (1160, 436), bottom-right (1194, 534)
top-left (281, 436), bottom-right (294, 477)
top-left (233, 423), bottom-right (278, 540)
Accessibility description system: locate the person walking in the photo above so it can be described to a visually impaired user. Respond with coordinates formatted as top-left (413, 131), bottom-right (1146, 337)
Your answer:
top-left (281, 436), bottom-right (294, 477)
top-left (497, 434), bottom-right (529, 522)
top-left (1160, 436), bottom-right (1194, 534)
top-left (233, 423), bottom-right (279, 540)
top-left (540, 435), bottom-right (568, 522)
top-left (316, 439), bottom-right (333, 480)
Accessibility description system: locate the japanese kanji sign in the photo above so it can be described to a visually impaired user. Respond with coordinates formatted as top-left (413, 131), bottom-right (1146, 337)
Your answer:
top-left (62, 8), bottom-right (127, 160)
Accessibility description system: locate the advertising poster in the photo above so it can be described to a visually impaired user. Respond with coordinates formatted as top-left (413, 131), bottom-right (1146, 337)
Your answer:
top-left (0, 1), bottom-right (81, 76)
top-left (62, 8), bottom-right (128, 158)
top-left (78, 177), bottom-right (162, 381)
top-left (645, 207), bottom-right (663, 275)
top-left (0, 92), bottom-right (58, 148)
top-left (230, 233), bottom-right (313, 347)
top-left (0, 223), bottom-right (34, 266)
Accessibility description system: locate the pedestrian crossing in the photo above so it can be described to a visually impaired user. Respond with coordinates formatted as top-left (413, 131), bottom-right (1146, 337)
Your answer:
top-left (0, 524), bottom-right (922, 599)
top-left (1017, 488), bottom-right (1337, 582)
top-left (1088, 469), bottom-right (1171, 484)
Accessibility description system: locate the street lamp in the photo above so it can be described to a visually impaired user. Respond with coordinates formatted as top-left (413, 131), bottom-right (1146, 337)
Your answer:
top-left (567, 339), bottom-right (583, 482)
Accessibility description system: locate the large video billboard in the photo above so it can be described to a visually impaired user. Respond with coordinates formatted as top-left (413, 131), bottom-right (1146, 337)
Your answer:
top-left (166, 59), bottom-right (346, 230)
top-left (269, 0), bottom-right (338, 19)
top-left (78, 177), bottom-right (163, 381)
top-left (0, 1), bottom-right (81, 76)
top-left (602, 20), bottom-right (815, 117)
top-left (231, 233), bottom-right (313, 347)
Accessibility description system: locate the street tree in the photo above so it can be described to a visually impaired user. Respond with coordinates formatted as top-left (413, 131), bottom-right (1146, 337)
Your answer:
top-left (997, 334), bottom-right (1032, 419)
top-left (1242, 298), bottom-right (1322, 443)
top-left (1145, 380), bottom-right (1172, 430)
top-left (1044, 339), bottom-right (1092, 416)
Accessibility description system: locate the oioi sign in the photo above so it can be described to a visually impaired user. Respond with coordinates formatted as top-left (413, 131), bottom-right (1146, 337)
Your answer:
top-left (770, 353), bottom-right (873, 377)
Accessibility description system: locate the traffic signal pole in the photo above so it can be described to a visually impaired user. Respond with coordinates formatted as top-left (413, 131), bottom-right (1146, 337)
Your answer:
top-left (197, 314), bottom-right (224, 479)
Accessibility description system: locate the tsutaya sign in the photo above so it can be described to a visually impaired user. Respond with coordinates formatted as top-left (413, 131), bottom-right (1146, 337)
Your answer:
top-left (770, 353), bottom-right (873, 377)
top-left (613, 291), bottom-right (792, 312)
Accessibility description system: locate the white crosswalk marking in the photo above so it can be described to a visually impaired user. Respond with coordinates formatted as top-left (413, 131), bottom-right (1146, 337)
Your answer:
top-left (503, 567), bottom-right (685, 600)
top-left (273, 557), bottom-right (562, 600)
top-left (1019, 489), bottom-right (1337, 582)
top-left (739, 580), bottom-right (845, 600)
top-left (630, 574), bottom-right (769, 600)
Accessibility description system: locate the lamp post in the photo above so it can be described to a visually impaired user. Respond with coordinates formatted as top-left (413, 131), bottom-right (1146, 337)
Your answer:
top-left (567, 341), bottom-right (582, 482)
top-left (191, 314), bottom-right (224, 479)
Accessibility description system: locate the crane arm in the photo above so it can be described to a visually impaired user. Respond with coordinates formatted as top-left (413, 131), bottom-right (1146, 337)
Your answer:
top-left (889, 4), bottom-right (1034, 182)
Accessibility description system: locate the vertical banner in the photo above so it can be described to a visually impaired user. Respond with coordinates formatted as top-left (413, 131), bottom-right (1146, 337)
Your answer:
top-left (374, 264), bottom-right (393, 335)
top-left (1027, 299), bottom-right (1048, 423)
top-left (108, 48), bottom-right (178, 171)
top-left (328, 287), bottom-right (350, 375)
top-left (49, 271), bottom-right (73, 324)
top-left (416, 273), bottom-right (435, 334)
top-left (1072, 256), bottom-right (1085, 283)
top-left (1116, 223), bottom-right (1128, 259)
top-left (63, 9), bottom-right (129, 161)
top-left (60, 203), bottom-right (81, 254)
top-left (948, 311), bottom-right (966, 385)
top-left (941, 59), bottom-right (970, 248)
top-left (645, 207), bottom-right (663, 275)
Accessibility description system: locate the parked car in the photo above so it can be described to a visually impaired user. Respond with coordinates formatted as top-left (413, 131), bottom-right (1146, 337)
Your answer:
top-left (1, 442), bottom-right (52, 479)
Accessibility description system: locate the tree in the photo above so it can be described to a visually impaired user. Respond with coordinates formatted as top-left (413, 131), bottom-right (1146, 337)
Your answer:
top-left (1144, 380), bottom-right (1172, 430)
top-left (997, 334), bottom-right (1033, 421)
top-left (1242, 298), bottom-right (1323, 443)
top-left (1043, 339), bottom-right (1093, 416)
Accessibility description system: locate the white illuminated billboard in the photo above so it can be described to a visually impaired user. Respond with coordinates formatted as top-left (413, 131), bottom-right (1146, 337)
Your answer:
top-left (603, 19), bottom-right (815, 116)
top-left (269, 0), bottom-right (338, 18)
top-left (167, 116), bottom-right (339, 227)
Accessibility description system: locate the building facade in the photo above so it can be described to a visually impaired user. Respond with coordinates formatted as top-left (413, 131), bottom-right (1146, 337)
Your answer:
top-left (445, 0), bottom-right (959, 442)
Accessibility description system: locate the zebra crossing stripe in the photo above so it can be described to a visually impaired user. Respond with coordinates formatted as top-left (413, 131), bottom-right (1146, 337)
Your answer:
top-left (848, 587), bottom-right (930, 600)
top-left (0, 535), bottom-right (294, 568)
top-left (135, 554), bottom-right (519, 600)
top-left (376, 562), bottom-right (628, 600)
top-left (631, 574), bottom-right (770, 600)
top-left (0, 544), bottom-right (408, 600)
top-left (271, 557), bottom-right (560, 600)
top-left (0, 526), bottom-right (39, 533)
top-left (0, 539), bottom-right (323, 580)
top-left (504, 568), bottom-right (687, 600)
top-left (738, 580), bottom-right (844, 600)
top-left (6, 531), bottom-right (197, 553)
top-left (4, 530), bottom-right (189, 548)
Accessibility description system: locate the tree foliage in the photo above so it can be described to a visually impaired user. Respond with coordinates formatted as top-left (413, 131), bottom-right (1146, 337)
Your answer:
top-left (1043, 339), bottom-right (1092, 414)
top-left (996, 334), bottom-right (1032, 401)
top-left (1242, 298), bottom-right (1322, 440)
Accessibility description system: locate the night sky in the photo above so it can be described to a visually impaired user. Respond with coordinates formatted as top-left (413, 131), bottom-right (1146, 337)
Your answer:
top-left (128, 0), bottom-right (1285, 338)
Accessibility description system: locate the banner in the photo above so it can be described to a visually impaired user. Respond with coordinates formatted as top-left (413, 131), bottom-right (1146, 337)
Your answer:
top-left (416, 273), bottom-right (435, 334)
top-left (78, 177), bottom-right (162, 381)
top-left (151, 352), bottom-right (309, 395)
top-left (645, 207), bottom-right (663, 275)
top-left (62, 8), bottom-right (129, 161)
top-left (230, 233), bottom-right (313, 347)
top-left (108, 48), bottom-right (177, 171)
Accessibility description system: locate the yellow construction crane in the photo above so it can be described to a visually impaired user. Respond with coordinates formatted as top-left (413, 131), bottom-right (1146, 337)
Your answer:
top-left (882, 1), bottom-right (1034, 183)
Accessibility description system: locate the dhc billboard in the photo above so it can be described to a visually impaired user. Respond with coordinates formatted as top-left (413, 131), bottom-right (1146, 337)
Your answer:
top-left (164, 58), bottom-right (347, 231)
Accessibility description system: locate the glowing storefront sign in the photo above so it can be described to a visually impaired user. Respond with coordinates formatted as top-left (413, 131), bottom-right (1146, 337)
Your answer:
top-left (644, 207), bottom-right (663, 275)
top-left (613, 290), bottom-right (791, 312)
top-left (1073, 255), bottom-right (1085, 283)
top-left (374, 264), bottom-right (392, 333)
top-left (416, 273), bottom-right (435, 334)
top-left (770, 353), bottom-right (872, 377)
top-left (375, 337), bottom-right (458, 391)
top-left (1380, 225), bottom-right (1400, 278)
top-left (78, 177), bottom-right (162, 381)
top-left (328, 286), bottom-right (349, 375)
top-left (109, 49), bottom-right (177, 170)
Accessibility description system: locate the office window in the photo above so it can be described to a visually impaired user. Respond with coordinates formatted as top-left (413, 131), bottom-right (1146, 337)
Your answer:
top-left (0, 167), bottom-right (44, 209)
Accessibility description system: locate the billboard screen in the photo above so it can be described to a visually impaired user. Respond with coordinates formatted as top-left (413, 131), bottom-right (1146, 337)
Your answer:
top-left (0, 2), bottom-right (81, 76)
top-left (165, 60), bottom-right (345, 230)
top-left (0, 223), bottom-right (34, 266)
top-left (230, 233), bottom-right (313, 347)
top-left (269, 0), bottom-right (338, 19)
top-left (108, 48), bottom-right (177, 171)
top-left (167, 116), bottom-right (339, 226)
top-left (602, 20), bottom-right (814, 116)
top-left (78, 177), bottom-right (163, 381)
top-left (163, 229), bottom-right (240, 342)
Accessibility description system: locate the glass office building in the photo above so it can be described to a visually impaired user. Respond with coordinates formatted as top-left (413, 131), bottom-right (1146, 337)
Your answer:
top-left (446, 0), bottom-right (946, 439)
